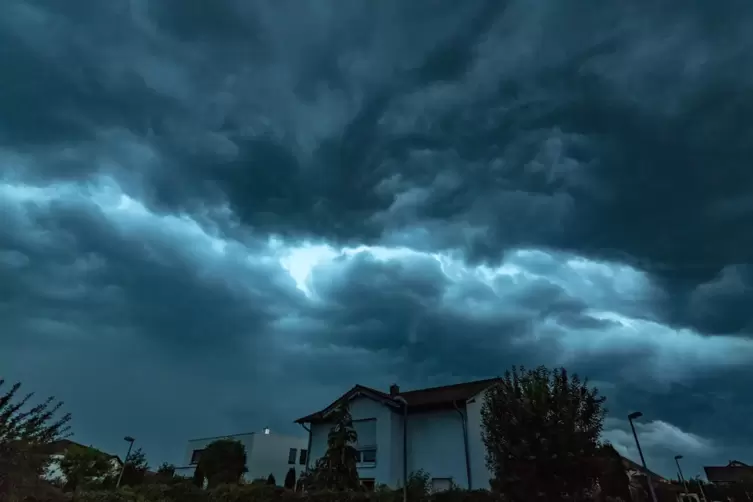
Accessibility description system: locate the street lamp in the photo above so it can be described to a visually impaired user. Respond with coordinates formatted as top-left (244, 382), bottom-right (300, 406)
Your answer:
top-left (628, 412), bottom-right (658, 502)
top-left (694, 475), bottom-right (709, 502)
top-left (116, 436), bottom-right (135, 488)
top-left (675, 455), bottom-right (689, 494)
top-left (393, 396), bottom-right (408, 502)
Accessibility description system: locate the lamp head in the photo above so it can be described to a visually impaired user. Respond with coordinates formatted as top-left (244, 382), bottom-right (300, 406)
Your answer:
top-left (628, 411), bottom-right (643, 420)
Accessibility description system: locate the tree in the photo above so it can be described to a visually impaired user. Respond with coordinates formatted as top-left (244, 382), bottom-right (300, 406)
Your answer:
top-left (195, 439), bottom-right (247, 488)
top-left (192, 464), bottom-right (205, 488)
top-left (284, 467), bottom-right (296, 489)
top-left (120, 447), bottom-right (149, 486)
top-left (308, 403), bottom-right (360, 491)
top-left (59, 444), bottom-right (113, 492)
top-left (156, 462), bottom-right (176, 479)
top-left (481, 366), bottom-right (606, 502)
top-left (267, 473), bottom-right (276, 485)
top-left (0, 379), bottom-right (71, 499)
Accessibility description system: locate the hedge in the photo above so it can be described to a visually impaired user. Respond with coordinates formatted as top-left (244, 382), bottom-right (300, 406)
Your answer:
top-left (71, 482), bottom-right (506, 502)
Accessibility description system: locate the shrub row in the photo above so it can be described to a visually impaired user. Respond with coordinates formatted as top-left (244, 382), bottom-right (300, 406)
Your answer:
top-left (69, 482), bottom-right (505, 502)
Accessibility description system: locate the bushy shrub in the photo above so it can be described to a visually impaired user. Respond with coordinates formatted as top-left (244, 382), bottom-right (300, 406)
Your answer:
top-left (433, 489), bottom-right (505, 502)
top-left (405, 470), bottom-right (431, 502)
top-left (73, 483), bottom-right (515, 502)
top-left (207, 482), bottom-right (289, 502)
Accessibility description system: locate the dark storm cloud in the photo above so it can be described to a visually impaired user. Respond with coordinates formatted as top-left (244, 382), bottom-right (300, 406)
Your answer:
top-left (0, 189), bottom-right (301, 353)
top-left (5, 0), bottom-right (752, 335)
top-left (2, 0), bottom-right (753, 481)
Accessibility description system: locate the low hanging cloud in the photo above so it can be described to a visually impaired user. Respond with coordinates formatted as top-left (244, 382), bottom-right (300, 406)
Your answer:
top-left (2, 0), bottom-right (753, 480)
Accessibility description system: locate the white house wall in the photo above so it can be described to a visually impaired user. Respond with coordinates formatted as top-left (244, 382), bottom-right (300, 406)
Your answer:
top-left (308, 395), bottom-right (399, 486)
top-left (176, 432), bottom-right (306, 486)
top-left (246, 432), bottom-right (308, 483)
top-left (390, 411), bottom-right (405, 487)
top-left (181, 433), bottom-right (256, 470)
top-left (406, 409), bottom-right (469, 489)
top-left (307, 395), bottom-right (492, 490)
top-left (466, 389), bottom-right (494, 490)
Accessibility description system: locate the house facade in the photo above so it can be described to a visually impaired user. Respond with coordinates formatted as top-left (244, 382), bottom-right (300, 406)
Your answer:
top-left (173, 429), bottom-right (308, 485)
top-left (294, 379), bottom-right (498, 491)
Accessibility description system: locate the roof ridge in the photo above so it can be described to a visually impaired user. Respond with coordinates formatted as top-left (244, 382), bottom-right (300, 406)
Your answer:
top-left (397, 377), bottom-right (499, 395)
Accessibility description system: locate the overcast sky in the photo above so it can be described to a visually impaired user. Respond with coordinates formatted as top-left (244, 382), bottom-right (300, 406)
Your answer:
top-left (2, 0), bottom-right (753, 482)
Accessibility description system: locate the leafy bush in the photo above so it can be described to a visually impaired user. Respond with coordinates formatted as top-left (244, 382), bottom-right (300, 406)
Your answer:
top-left (404, 470), bottom-right (431, 502)
top-left (73, 483), bottom-right (514, 502)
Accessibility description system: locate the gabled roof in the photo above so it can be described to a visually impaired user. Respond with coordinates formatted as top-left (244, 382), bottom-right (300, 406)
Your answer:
top-left (704, 460), bottom-right (753, 483)
top-left (38, 439), bottom-right (122, 464)
top-left (399, 378), bottom-right (499, 407)
top-left (294, 378), bottom-right (500, 424)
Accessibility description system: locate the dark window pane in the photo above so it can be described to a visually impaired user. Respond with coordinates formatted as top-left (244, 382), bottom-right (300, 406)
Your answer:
top-left (361, 449), bottom-right (376, 463)
top-left (299, 449), bottom-right (307, 465)
top-left (190, 449), bottom-right (203, 465)
top-left (288, 448), bottom-right (297, 464)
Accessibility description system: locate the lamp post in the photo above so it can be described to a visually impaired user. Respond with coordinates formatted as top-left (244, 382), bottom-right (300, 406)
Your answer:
top-left (394, 396), bottom-right (408, 502)
top-left (628, 412), bottom-right (658, 502)
top-left (675, 455), bottom-right (689, 494)
top-left (694, 475), bottom-right (708, 502)
top-left (116, 436), bottom-right (135, 488)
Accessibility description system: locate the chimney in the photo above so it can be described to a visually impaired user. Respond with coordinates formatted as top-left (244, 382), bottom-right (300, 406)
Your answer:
top-left (389, 383), bottom-right (400, 396)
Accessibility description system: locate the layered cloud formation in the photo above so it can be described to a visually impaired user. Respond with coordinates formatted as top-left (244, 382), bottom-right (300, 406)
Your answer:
top-left (2, 0), bottom-right (752, 479)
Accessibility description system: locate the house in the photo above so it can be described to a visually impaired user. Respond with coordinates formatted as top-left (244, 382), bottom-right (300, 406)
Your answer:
top-left (704, 460), bottom-right (753, 485)
top-left (39, 439), bottom-right (123, 485)
top-left (294, 379), bottom-right (499, 492)
top-left (173, 429), bottom-right (308, 485)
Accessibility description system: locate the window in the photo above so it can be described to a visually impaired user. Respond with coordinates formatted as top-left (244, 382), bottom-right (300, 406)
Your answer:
top-left (361, 479), bottom-right (375, 491)
top-left (288, 448), bottom-right (297, 465)
top-left (356, 448), bottom-right (377, 466)
top-left (190, 449), bottom-right (204, 465)
top-left (352, 419), bottom-right (376, 447)
top-left (299, 449), bottom-right (307, 465)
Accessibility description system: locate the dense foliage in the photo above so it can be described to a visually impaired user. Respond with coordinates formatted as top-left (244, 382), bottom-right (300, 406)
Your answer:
top-left (59, 444), bottom-right (114, 491)
top-left (156, 462), bottom-right (176, 479)
top-left (481, 366), bottom-right (607, 501)
top-left (72, 481), bottom-right (505, 502)
top-left (0, 379), bottom-right (71, 501)
top-left (196, 439), bottom-right (249, 488)
top-left (284, 468), bottom-right (296, 489)
top-left (119, 447), bottom-right (149, 487)
top-left (306, 404), bottom-right (361, 491)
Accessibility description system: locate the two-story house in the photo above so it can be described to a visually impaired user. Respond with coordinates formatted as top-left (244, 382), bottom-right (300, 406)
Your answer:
top-left (294, 379), bottom-right (499, 492)
top-left (173, 429), bottom-right (308, 485)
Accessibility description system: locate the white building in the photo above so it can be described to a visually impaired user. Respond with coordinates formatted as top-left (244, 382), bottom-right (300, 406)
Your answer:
top-left (173, 429), bottom-right (308, 485)
top-left (294, 379), bottom-right (498, 492)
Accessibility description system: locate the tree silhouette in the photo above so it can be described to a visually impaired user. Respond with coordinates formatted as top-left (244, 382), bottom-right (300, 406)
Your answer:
top-left (482, 366), bottom-right (606, 501)
top-left (284, 467), bottom-right (296, 489)
top-left (195, 439), bottom-right (247, 488)
top-left (0, 379), bottom-right (71, 499)
top-left (308, 403), bottom-right (360, 491)
top-left (59, 444), bottom-right (112, 492)
top-left (120, 447), bottom-right (149, 486)
top-left (267, 473), bottom-right (276, 485)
